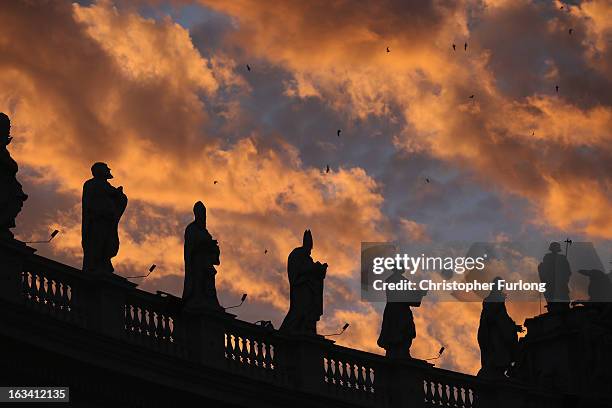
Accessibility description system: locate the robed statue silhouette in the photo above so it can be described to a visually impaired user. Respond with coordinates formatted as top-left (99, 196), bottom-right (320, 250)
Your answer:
top-left (477, 277), bottom-right (522, 378)
top-left (377, 268), bottom-right (426, 358)
top-left (182, 201), bottom-right (222, 311)
top-left (81, 162), bottom-right (127, 274)
top-left (280, 230), bottom-right (327, 335)
top-left (0, 113), bottom-right (28, 239)
top-left (538, 242), bottom-right (571, 313)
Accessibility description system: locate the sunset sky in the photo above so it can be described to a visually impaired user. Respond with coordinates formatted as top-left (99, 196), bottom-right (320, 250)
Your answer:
top-left (2, 0), bottom-right (611, 374)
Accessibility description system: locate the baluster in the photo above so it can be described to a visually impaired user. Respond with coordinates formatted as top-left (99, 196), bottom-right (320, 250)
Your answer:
top-left (232, 334), bottom-right (240, 362)
top-left (240, 336), bottom-right (248, 365)
top-left (124, 305), bottom-right (133, 333)
top-left (145, 309), bottom-right (153, 338)
top-left (365, 367), bottom-right (376, 393)
top-left (269, 345), bottom-right (275, 370)
top-left (248, 339), bottom-right (257, 367)
top-left (435, 382), bottom-right (443, 404)
top-left (440, 383), bottom-right (449, 406)
top-left (357, 365), bottom-right (365, 392)
top-left (155, 312), bottom-right (164, 340)
top-left (62, 284), bottom-right (71, 311)
top-left (467, 388), bottom-right (474, 408)
top-left (47, 279), bottom-right (55, 309)
top-left (341, 361), bottom-right (350, 389)
top-left (51, 280), bottom-right (62, 310)
top-left (348, 363), bottom-right (357, 390)
top-left (132, 306), bottom-right (141, 335)
top-left (263, 343), bottom-right (273, 370)
top-left (30, 273), bottom-right (39, 302)
top-left (163, 316), bottom-right (172, 342)
top-left (323, 358), bottom-right (331, 384)
top-left (56, 282), bottom-right (65, 309)
top-left (20, 271), bottom-right (27, 295)
top-left (333, 359), bottom-right (341, 387)
top-left (458, 387), bottom-right (466, 407)
top-left (148, 310), bottom-right (157, 339)
top-left (449, 384), bottom-right (458, 407)
top-left (424, 380), bottom-right (434, 403)
top-left (38, 276), bottom-right (47, 307)
top-left (256, 340), bottom-right (264, 368)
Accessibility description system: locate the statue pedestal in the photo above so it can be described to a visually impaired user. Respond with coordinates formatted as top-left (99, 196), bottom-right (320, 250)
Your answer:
top-left (182, 308), bottom-right (236, 368)
top-left (275, 333), bottom-right (334, 394)
top-left (0, 238), bottom-right (35, 304)
top-left (81, 272), bottom-right (137, 338)
top-left (519, 307), bottom-right (612, 401)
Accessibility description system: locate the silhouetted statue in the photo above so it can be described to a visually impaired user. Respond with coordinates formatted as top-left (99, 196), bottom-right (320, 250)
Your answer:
top-left (574, 269), bottom-right (612, 321)
top-left (377, 269), bottom-right (427, 358)
top-left (538, 242), bottom-right (571, 313)
top-left (183, 201), bottom-right (222, 311)
top-left (280, 230), bottom-right (327, 335)
top-left (0, 113), bottom-right (28, 239)
top-left (477, 278), bottom-right (522, 378)
top-left (81, 162), bottom-right (127, 274)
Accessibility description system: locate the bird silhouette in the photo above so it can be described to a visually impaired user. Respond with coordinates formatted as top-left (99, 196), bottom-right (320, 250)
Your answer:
top-left (426, 178), bottom-right (430, 183)
top-left (452, 43), bottom-right (456, 51)
top-left (469, 94), bottom-right (475, 99)
top-left (386, 47), bottom-right (390, 53)
top-left (264, 249), bottom-right (268, 254)
top-left (213, 180), bottom-right (218, 185)
top-left (532, 131), bottom-right (535, 136)
top-left (464, 42), bottom-right (468, 51)
top-left (555, 85), bottom-right (559, 93)
top-left (337, 129), bottom-right (341, 137)
top-left (569, 28), bottom-right (573, 35)
top-left (326, 165), bottom-right (330, 173)
top-left (246, 64), bottom-right (251, 71)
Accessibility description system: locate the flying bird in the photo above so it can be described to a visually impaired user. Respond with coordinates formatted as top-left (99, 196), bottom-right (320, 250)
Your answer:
top-left (246, 64), bottom-right (251, 71)
top-left (555, 85), bottom-right (559, 93)
top-left (452, 43), bottom-right (456, 51)
top-left (264, 249), bottom-right (268, 254)
top-left (569, 28), bottom-right (573, 35)
top-left (464, 42), bottom-right (468, 51)
top-left (337, 129), bottom-right (341, 137)
top-left (469, 94), bottom-right (475, 99)
top-left (386, 47), bottom-right (390, 53)
top-left (213, 180), bottom-right (218, 185)
top-left (326, 165), bottom-right (330, 173)
top-left (425, 178), bottom-right (430, 183)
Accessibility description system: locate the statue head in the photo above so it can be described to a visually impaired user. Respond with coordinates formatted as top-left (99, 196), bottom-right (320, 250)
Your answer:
top-left (91, 162), bottom-right (113, 179)
top-left (489, 276), bottom-right (506, 300)
top-left (193, 201), bottom-right (206, 225)
top-left (0, 112), bottom-right (12, 146)
top-left (549, 242), bottom-right (561, 253)
top-left (302, 229), bottom-right (313, 253)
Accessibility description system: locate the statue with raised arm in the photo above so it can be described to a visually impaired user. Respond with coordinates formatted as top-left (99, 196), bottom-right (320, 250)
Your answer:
top-left (0, 113), bottom-right (28, 239)
top-left (377, 268), bottom-right (427, 358)
top-left (280, 230), bottom-right (327, 335)
top-left (81, 162), bottom-right (127, 274)
top-left (538, 242), bottom-right (571, 313)
top-left (477, 277), bottom-right (522, 378)
top-left (183, 201), bottom-right (222, 311)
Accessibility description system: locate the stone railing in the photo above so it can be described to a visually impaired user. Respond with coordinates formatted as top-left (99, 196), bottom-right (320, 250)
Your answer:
top-left (223, 318), bottom-right (282, 383)
top-left (0, 238), bottom-right (566, 408)
top-left (124, 289), bottom-right (184, 356)
top-left (322, 344), bottom-right (380, 404)
top-left (21, 254), bottom-right (86, 326)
